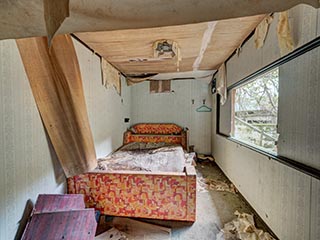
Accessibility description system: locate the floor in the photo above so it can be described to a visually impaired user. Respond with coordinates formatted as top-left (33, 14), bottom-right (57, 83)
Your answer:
top-left (97, 160), bottom-right (275, 240)
top-left (143, 160), bottom-right (274, 240)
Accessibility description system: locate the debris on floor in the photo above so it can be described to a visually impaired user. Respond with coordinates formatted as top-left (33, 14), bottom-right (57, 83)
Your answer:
top-left (197, 154), bottom-right (215, 162)
top-left (216, 211), bottom-right (275, 240)
top-left (95, 217), bottom-right (171, 240)
top-left (22, 194), bottom-right (97, 240)
top-left (95, 227), bottom-right (128, 240)
top-left (197, 176), bottom-right (237, 193)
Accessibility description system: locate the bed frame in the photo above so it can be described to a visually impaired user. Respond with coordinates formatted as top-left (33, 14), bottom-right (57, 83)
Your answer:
top-left (67, 123), bottom-right (196, 222)
top-left (123, 123), bottom-right (189, 151)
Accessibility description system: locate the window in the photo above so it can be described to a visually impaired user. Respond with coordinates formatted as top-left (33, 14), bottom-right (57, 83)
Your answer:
top-left (232, 68), bottom-right (279, 153)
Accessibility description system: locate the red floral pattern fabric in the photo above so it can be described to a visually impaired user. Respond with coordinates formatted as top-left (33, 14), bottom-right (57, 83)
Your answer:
top-left (68, 172), bottom-right (196, 221)
top-left (124, 123), bottom-right (188, 150)
top-left (130, 123), bottom-right (183, 135)
top-left (66, 123), bottom-right (195, 221)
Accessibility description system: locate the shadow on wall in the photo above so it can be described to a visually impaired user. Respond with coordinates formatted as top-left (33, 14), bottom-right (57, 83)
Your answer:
top-left (14, 199), bottom-right (34, 240)
top-left (95, 136), bottom-right (112, 158)
top-left (44, 128), bottom-right (66, 185)
top-left (13, 128), bottom-right (67, 239)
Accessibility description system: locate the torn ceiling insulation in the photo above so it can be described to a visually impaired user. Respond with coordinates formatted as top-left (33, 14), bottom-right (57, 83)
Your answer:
top-left (2, 0), bottom-right (319, 83)
top-left (126, 70), bottom-right (215, 83)
top-left (1, 0), bottom-right (319, 41)
top-left (75, 15), bottom-right (265, 76)
top-left (150, 71), bottom-right (216, 83)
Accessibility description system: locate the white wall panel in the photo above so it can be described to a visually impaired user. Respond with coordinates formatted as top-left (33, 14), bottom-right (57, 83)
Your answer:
top-left (227, 37), bottom-right (263, 87)
top-left (311, 178), bottom-right (320, 240)
top-left (131, 80), bottom-right (212, 154)
top-left (278, 46), bottom-right (320, 169)
top-left (0, 39), bottom-right (132, 240)
top-left (227, 4), bottom-right (319, 88)
top-left (212, 4), bottom-right (320, 240)
top-left (0, 40), bottom-right (66, 240)
top-left (290, 5), bottom-right (318, 47)
top-left (318, 8), bottom-right (320, 35)
top-left (213, 97), bottom-right (313, 239)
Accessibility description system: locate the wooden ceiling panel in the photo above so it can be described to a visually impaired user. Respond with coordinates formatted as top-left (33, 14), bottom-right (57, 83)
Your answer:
top-left (112, 57), bottom-right (197, 74)
top-left (199, 15), bottom-right (265, 70)
top-left (112, 59), bottom-right (178, 74)
top-left (75, 14), bottom-right (265, 75)
top-left (199, 51), bottom-right (234, 70)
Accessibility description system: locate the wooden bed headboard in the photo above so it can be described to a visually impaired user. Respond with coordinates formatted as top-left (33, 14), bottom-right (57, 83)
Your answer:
top-left (123, 123), bottom-right (189, 150)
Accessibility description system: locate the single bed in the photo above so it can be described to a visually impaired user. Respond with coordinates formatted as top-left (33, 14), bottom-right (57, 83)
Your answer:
top-left (67, 123), bottom-right (196, 222)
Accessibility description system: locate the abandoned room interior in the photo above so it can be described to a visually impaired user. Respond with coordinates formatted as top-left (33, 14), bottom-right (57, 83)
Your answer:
top-left (0, 1), bottom-right (320, 239)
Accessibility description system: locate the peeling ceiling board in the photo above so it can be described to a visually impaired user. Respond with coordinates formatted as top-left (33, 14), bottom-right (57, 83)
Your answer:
top-left (75, 15), bottom-right (265, 75)
top-left (1, 0), bottom-right (319, 40)
top-left (127, 71), bottom-right (215, 84)
top-left (150, 70), bottom-right (216, 83)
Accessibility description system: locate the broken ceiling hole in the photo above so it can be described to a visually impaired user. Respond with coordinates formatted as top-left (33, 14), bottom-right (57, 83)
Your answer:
top-left (154, 40), bottom-right (176, 58)
top-left (153, 39), bottom-right (181, 71)
top-left (127, 73), bottom-right (158, 78)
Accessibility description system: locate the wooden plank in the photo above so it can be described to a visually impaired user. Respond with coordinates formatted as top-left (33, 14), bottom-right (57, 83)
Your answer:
top-left (22, 209), bottom-right (97, 240)
top-left (112, 217), bottom-right (171, 240)
top-left (16, 35), bottom-right (97, 177)
top-left (34, 194), bottom-right (85, 213)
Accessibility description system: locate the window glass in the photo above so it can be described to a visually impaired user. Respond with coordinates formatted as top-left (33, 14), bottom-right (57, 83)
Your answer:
top-left (232, 68), bottom-right (279, 153)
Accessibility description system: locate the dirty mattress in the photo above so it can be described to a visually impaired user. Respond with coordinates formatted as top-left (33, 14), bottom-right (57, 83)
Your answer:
top-left (97, 142), bottom-right (188, 172)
